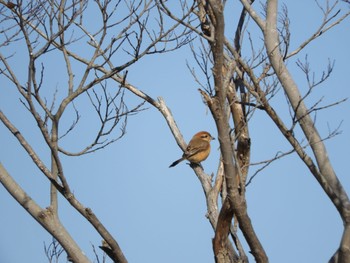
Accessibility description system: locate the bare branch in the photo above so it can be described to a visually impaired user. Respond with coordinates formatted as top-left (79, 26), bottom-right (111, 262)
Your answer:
top-left (44, 238), bottom-right (64, 263)
top-left (239, 0), bottom-right (266, 30)
top-left (287, 2), bottom-right (350, 58)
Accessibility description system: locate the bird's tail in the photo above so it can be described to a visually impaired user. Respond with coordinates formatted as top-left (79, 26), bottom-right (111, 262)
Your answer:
top-left (169, 157), bottom-right (185, 168)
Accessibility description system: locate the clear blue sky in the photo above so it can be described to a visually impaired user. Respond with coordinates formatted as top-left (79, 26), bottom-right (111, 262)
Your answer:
top-left (1, 1), bottom-right (349, 262)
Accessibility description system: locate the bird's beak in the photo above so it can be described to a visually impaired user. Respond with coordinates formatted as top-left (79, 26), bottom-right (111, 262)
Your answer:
top-left (212, 137), bottom-right (215, 140)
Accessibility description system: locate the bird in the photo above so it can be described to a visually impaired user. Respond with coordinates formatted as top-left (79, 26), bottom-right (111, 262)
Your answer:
top-left (169, 131), bottom-right (215, 168)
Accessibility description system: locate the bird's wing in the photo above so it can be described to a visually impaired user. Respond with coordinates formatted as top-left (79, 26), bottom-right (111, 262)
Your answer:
top-left (183, 139), bottom-right (209, 158)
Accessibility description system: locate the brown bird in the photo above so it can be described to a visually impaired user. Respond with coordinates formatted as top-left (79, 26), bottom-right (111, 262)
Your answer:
top-left (169, 131), bottom-right (215, 168)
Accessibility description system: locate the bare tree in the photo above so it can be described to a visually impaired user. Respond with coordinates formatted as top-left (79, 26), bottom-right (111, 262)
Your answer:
top-left (0, 0), bottom-right (190, 262)
top-left (158, 1), bottom-right (350, 262)
top-left (0, 0), bottom-right (349, 263)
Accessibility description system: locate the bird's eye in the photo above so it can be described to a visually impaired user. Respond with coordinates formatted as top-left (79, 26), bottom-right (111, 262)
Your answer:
top-left (202, 135), bottom-right (208, 138)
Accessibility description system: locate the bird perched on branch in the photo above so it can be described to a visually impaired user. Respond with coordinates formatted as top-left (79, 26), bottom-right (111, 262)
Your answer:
top-left (169, 131), bottom-right (215, 168)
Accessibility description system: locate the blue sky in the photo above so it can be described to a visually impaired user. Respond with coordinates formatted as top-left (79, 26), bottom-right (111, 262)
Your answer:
top-left (1, 1), bottom-right (350, 262)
